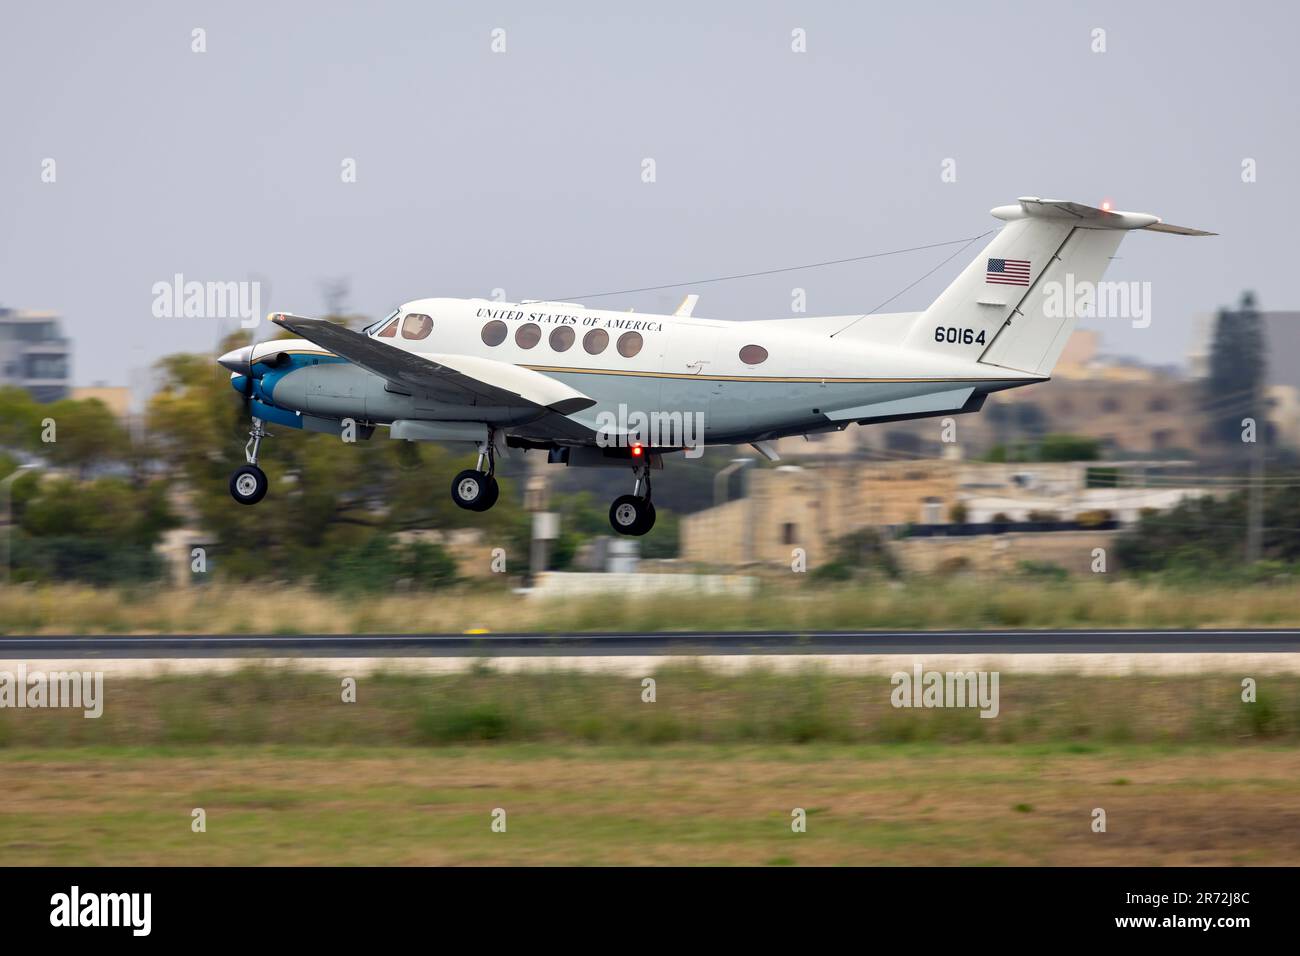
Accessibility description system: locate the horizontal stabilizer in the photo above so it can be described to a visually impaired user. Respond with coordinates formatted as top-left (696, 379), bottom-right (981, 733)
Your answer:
top-left (1144, 221), bottom-right (1217, 237)
top-left (992, 196), bottom-right (1216, 235)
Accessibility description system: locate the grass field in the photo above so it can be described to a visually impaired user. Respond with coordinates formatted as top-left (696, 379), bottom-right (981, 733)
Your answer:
top-left (0, 668), bottom-right (1297, 864)
top-left (2, 667), bottom-right (1297, 747)
top-left (6, 576), bottom-right (1300, 633)
top-left (2, 744), bottom-right (1297, 865)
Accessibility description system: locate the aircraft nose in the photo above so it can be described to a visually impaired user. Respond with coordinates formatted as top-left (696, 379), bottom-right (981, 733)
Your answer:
top-left (218, 345), bottom-right (253, 373)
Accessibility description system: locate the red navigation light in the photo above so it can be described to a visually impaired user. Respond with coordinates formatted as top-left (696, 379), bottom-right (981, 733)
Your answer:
top-left (1100, 199), bottom-right (1112, 212)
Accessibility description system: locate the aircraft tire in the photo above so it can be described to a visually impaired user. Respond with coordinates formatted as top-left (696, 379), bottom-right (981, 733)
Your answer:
top-left (474, 474), bottom-right (500, 512)
top-left (609, 495), bottom-right (653, 535)
top-left (230, 464), bottom-right (268, 505)
top-left (452, 469), bottom-right (494, 511)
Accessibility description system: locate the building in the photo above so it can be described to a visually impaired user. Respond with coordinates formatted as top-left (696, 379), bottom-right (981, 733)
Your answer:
top-left (0, 308), bottom-right (71, 402)
top-left (679, 458), bottom-right (1214, 570)
top-left (70, 385), bottom-right (132, 419)
top-left (769, 330), bottom-right (1213, 461)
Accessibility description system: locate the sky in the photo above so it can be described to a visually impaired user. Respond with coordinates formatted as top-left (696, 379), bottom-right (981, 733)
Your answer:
top-left (1, 0), bottom-right (1296, 387)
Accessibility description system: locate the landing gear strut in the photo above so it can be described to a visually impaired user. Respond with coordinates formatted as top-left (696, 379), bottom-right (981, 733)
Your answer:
top-left (451, 436), bottom-right (500, 512)
top-left (609, 460), bottom-right (655, 536)
top-left (229, 417), bottom-right (269, 505)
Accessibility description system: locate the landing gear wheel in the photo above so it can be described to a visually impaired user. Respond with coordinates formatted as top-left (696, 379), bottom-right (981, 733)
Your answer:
top-left (452, 470), bottom-right (498, 512)
top-left (609, 494), bottom-right (654, 536)
top-left (229, 464), bottom-right (268, 505)
top-left (476, 474), bottom-right (500, 512)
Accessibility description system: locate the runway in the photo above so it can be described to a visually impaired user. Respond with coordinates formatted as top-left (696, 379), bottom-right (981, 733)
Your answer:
top-left (2, 629), bottom-right (1299, 658)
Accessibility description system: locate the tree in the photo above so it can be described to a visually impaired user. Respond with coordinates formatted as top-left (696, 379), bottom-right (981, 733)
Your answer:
top-left (12, 475), bottom-right (177, 584)
top-left (0, 387), bottom-right (41, 453)
top-left (145, 342), bottom-right (531, 584)
top-left (1117, 487), bottom-right (1300, 573)
top-left (1038, 434), bottom-right (1101, 462)
top-left (985, 433), bottom-right (1099, 462)
top-left (1204, 291), bottom-right (1267, 446)
top-left (40, 397), bottom-right (128, 477)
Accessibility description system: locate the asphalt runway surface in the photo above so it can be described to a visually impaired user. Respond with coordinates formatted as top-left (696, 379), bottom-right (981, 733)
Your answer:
top-left (1, 629), bottom-right (1298, 658)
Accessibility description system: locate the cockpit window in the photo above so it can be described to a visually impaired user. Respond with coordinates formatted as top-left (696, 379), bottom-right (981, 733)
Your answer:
top-left (365, 309), bottom-right (400, 336)
top-left (402, 313), bottom-right (433, 340)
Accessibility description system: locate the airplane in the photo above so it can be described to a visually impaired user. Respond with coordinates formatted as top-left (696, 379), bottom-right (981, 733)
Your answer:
top-left (217, 197), bottom-right (1211, 536)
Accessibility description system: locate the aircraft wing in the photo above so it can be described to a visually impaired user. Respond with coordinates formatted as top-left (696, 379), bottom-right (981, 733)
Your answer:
top-left (270, 313), bottom-right (597, 415)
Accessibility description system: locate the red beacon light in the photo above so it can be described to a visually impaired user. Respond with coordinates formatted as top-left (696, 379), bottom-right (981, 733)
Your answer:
top-left (631, 443), bottom-right (644, 458)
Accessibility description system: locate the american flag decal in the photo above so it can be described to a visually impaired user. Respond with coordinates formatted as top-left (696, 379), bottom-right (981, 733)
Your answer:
top-left (986, 258), bottom-right (1031, 286)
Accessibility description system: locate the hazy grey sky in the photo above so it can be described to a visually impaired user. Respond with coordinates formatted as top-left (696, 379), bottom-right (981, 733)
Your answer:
top-left (2, 0), bottom-right (1296, 386)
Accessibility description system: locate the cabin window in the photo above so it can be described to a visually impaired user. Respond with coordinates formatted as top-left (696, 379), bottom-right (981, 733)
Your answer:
top-left (402, 313), bottom-right (433, 340)
top-left (515, 323), bottom-right (542, 349)
top-left (481, 320), bottom-right (508, 346)
top-left (617, 331), bottom-right (643, 358)
top-left (739, 344), bottom-right (768, 365)
top-left (549, 326), bottom-right (575, 352)
top-left (584, 329), bottom-right (609, 354)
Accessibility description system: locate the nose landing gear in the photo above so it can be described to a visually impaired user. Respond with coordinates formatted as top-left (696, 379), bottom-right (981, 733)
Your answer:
top-left (451, 438), bottom-right (500, 512)
top-left (229, 418), bottom-right (269, 505)
top-left (609, 461), bottom-right (655, 536)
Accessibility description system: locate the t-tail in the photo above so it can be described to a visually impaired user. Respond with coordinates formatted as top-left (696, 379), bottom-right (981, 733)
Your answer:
top-left (902, 197), bottom-right (1214, 377)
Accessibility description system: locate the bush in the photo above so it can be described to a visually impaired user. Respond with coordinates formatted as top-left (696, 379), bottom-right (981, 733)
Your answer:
top-left (1017, 560), bottom-right (1069, 581)
top-left (10, 533), bottom-right (166, 586)
top-left (314, 536), bottom-right (458, 593)
top-left (1075, 509), bottom-right (1113, 528)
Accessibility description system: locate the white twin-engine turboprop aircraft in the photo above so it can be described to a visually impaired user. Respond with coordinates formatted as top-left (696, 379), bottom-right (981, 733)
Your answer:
top-left (218, 197), bottom-right (1211, 535)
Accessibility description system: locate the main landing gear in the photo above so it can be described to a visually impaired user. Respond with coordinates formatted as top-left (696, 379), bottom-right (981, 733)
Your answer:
top-left (609, 460), bottom-right (655, 536)
top-left (451, 439), bottom-right (500, 512)
top-left (230, 417), bottom-right (269, 505)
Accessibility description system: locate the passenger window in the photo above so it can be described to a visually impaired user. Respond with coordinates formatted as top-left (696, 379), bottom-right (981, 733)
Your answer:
top-left (583, 329), bottom-right (609, 354)
top-left (617, 331), bottom-right (643, 358)
top-left (515, 323), bottom-right (542, 349)
top-left (481, 320), bottom-right (508, 346)
top-left (549, 326), bottom-right (575, 352)
top-left (739, 344), bottom-right (768, 365)
top-left (402, 313), bottom-right (433, 340)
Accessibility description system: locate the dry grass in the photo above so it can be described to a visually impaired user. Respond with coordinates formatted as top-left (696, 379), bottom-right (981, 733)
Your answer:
top-left (4, 577), bottom-right (1300, 634)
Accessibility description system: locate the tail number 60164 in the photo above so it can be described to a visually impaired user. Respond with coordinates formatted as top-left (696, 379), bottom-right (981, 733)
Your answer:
top-left (934, 327), bottom-right (987, 345)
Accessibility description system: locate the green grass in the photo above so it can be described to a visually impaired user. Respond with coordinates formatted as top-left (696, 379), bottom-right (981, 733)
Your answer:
top-left (2, 666), bottom-right (1298, 749)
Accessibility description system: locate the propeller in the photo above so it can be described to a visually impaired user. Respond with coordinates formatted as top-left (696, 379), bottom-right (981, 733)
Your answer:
top-left (212, 274), bottom-right (274, 435)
